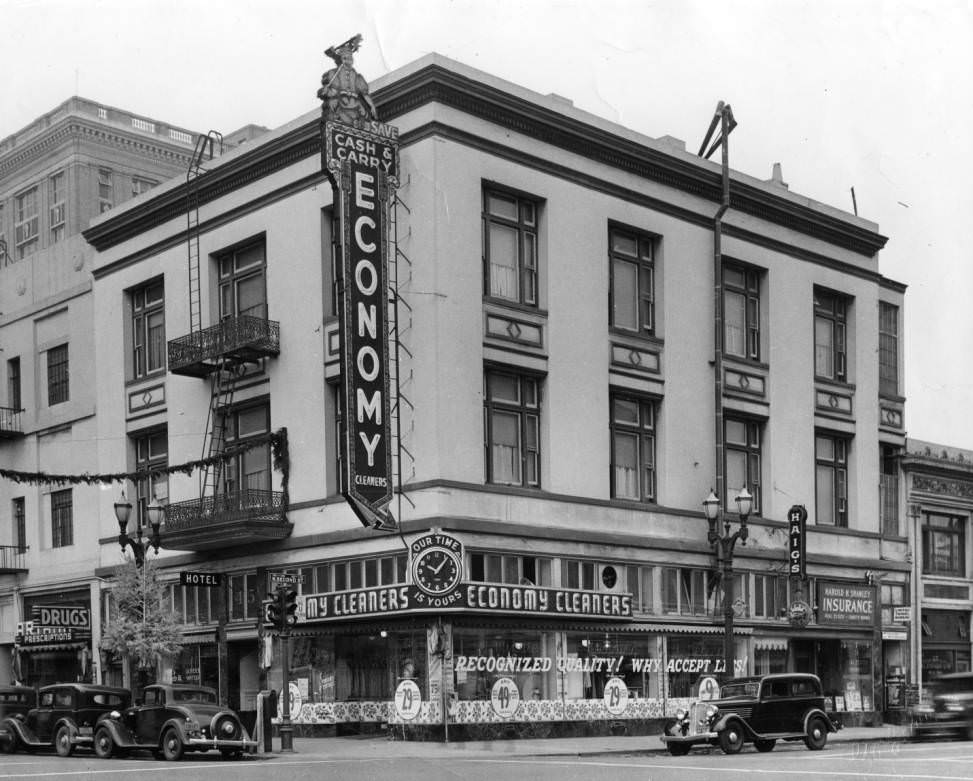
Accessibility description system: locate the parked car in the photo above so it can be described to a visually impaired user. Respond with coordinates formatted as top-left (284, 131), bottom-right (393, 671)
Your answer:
top-left (0, 683), bottom-right (130, 756)
top-left (661, 673), bottom-right (840, 755)
top-left (912, 671), bottom-right (973, 740)
top-left (93, 683), bottom-right (256, 761)
top-left (0, 686), bottom-right (36, 721)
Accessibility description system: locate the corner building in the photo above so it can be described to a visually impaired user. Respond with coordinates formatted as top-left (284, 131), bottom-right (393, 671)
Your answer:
top-left (84, 54), bottom-right (909, 736)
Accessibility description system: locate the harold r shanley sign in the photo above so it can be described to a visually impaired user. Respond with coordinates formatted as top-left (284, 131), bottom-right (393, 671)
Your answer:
top-left (817, 581), bottom-right (875, 626)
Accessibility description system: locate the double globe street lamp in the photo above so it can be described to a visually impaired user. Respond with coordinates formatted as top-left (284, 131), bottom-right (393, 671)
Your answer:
top-left (114, 490), bottom-right (165, 567)
top-left (703, 486), bottom-right (753, 679)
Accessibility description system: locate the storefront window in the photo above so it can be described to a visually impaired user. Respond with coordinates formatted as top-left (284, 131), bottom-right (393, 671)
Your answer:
top-left (816, 639), bottom-right (875, 712)
top-left (666, 635), bottom-right (745, 697)
top-left (453, 628), bottom-right (556, 701)
top-left (563, 631), bottom-right (659, 701)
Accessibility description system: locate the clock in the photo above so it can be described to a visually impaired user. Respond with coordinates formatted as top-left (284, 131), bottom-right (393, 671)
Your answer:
top-left (601, 565), bottom-right (618, 589)
top-left (412, 547), bottom-right (463, 596)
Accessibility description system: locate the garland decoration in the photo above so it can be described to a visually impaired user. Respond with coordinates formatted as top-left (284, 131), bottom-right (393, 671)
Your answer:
top-left (0, 428), bottom-right (289, 488)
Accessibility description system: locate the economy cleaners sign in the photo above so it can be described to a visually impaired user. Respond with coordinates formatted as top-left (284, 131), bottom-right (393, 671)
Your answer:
top-left (325, 119), bottom-right (399, 529)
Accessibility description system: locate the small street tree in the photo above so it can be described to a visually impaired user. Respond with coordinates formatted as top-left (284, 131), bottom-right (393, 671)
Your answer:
top-left (100, 558), bottom-right (183, 697)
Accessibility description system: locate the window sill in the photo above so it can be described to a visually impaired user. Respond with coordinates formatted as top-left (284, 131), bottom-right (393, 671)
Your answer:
top-left (608, 327), bottom-right (663, 347)
top-left (126, 370), bottom-right (167, 387)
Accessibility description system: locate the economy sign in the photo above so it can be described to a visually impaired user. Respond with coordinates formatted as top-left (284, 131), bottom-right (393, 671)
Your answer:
top-left (325, 118), bottom-right (399, 530)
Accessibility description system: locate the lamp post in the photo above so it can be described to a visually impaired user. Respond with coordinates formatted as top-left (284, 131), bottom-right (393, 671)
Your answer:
top-left (115, 490), bottom-right (164, 567)
top-left (703, 487), bottom-right (753, 679)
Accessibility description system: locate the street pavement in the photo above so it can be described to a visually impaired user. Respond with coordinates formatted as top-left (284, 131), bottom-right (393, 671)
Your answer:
top-left (266, 723), bottom-right (912, 761)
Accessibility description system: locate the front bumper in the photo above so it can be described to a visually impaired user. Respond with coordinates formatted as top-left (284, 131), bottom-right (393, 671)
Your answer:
top-left (661, 731), bottom-right (717, 745)
top-left (186, 736), bottom-right (257, 752)
top-left (912, 713), bottom-right (968, 740)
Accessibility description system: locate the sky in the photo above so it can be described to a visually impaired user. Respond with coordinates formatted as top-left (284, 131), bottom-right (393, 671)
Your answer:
top-left (3, 0), bottom-right (971, 447)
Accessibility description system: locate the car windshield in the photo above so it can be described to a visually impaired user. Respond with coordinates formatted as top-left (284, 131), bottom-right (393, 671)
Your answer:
top-left (720, 681), bottom-right (760, 698)
top-left (171, 689), bottom-right (217, 704)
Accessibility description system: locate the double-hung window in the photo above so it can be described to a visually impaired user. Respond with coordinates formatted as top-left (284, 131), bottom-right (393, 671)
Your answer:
top-left (131, 177), bottom-right (157, 198)
top-left (50, 489), bottom-right (73, 548)
top-left (98, 169), bottom-right (114, 213)
top-left (49, 172), bottom-right (66, 243)
top-left (609, 226), bottom-right (655, 335)
top-left (7, 357), bottom-right (21, 410)
top-left (484, 369), bottom-right (540, 487)
top-left (47, 344), bottom-right (69, 406)
top-left (815, 433), bottom-right (849, 526)
top-left (220, 403), bottom-right (271, 496)
top-left (219, 241), bottom-right (267, 320)
top-left (814, 289), bottom-right (848, 382)
top-left (132, 280), bottom-right (166, 377)
top-left (879, 302), bottom-right (899, 396)
top-left (725, 418), bottom-right (762, 514)
top-left (13, 498), bottom-right (26, 553)
top-left (483, 189), bottom-right (537, 306)
top-left (724, 263), bottom-right (760, 360)
top-left (15, 187), bottom-right (39, 260)
top-left (134, 429), bottom-right (168, 526)
top-left (610, 393), bottom-right (656, 502)
top-left (922, 513), bottom-right (966, 577)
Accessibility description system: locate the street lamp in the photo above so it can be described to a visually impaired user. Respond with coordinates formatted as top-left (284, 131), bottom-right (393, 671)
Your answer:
top-left (703, 487), bottom-right (753, 679)
top-left (115, 490), bottom-right (164, 567)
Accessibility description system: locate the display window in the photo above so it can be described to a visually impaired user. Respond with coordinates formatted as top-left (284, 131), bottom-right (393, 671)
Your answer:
top-left (453, 628), bottom-right (556, 701)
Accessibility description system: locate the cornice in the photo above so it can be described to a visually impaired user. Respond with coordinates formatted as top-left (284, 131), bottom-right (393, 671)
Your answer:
top-left (86, 63), bottom-right (887, 259)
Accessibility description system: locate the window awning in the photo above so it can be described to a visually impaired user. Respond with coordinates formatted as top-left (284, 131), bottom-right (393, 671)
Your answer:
top-left (754, 638), bottom-right (788, 651)
top-left (16, 642), bottom-right (87, 654)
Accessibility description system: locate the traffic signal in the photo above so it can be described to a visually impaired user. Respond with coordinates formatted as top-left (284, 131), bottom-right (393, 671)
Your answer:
top-left (283, 588), bottom-right (299, 628)
top-left (265, 593), bottom-right (282, 630)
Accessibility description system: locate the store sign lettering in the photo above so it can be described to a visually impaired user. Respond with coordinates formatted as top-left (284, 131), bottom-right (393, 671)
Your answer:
top-left (788, 504), bottom-right (807, 578)
top-left (817, 582), bottom-right (875, 626)
top-left (300, 582), bottom-right (633, 624)
top-left (454, 655), bottom-right (749, 675)
top-left (31, 605), bottom-right (91, 629)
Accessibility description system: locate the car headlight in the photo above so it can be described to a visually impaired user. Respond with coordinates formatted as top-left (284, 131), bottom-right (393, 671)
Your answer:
top-left (945, 703), bottom-right (964, 712)
top-left (109, 710), bottom-right (121, 720)
top-left (675, 708), bottom-right (686, 722)
top-left (705, 705), bottom-right (719, 722)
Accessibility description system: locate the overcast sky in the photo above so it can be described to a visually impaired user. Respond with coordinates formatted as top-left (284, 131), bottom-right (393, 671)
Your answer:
top-left (4, 0), bottom-right (971, 448)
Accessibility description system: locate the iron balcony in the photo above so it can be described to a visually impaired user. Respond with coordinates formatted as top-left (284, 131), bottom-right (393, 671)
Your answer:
top-left (167, 315), bottom-right (280, 377)
top-left (0, 407), bottom-right (24, 439)
top-left (0, 545), bottom-right (29, 574)
top-left (161, 489), bottom-right (291, 551)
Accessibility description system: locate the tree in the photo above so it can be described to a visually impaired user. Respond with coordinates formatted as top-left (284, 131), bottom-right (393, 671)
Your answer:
top-left (100, 559), bottom-right (183, 696)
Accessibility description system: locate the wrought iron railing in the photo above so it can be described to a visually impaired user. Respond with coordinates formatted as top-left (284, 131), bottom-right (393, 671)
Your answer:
top-left (0, 544), bottom-right (29, 571)
top-left (880, 473), bottom-right (899, 536)
top-left (163, 489), bottom-right (286, 533)
top-left (167, 315), bottom-right (280, 372)
top-left (0, 406), bottom-right (24, 436)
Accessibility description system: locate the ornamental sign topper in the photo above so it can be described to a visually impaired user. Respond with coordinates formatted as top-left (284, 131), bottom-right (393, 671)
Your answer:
top-left (320, 35), bottom-right (399, 530)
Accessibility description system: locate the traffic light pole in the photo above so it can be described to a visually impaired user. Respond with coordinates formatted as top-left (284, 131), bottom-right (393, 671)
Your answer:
top-left (277, 586), bottom-right (295, 752)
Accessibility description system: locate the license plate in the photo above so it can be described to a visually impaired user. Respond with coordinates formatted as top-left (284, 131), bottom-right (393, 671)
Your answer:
top-left (79, 727), bottom-right (93, 736)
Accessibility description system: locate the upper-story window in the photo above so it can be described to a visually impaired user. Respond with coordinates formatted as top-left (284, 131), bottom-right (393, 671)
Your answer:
top-left (49, 172), bottom-right (66, 243)
top-left (469, 553), bottom-right (552, 586)
top-left (47, 344), bottom-right (69, 406)
top-left (724, 263), bottom-right (760, 360)
top-left (132, 280), bottom-right (166, 377)
top-left (50, 488), bottom-right (73, 548)
top-left (725, 417), bottom-right (762, 515)
top-left (134, 428), bottom-right (168, 526)
top-left (484, 369), bottom-right (540, 487)
top-left (922, 513), bottom-right (966, 578)
top-left (15, 187), bottom-right (39, 260)
top-left (0, 203), bottom-right (6, 263)
top-left (815, 432), bottom-right (849, 527)
top-left (7, 356), bottom-right (21, 411)
top-left (814, 289), bottom-right (848, 382)
top-left (132, 177), bottom-right (157, 198)
top-left (483, 188), bottom-right (537, 306)
top-left (220, 402), bottom-right (270, 496)
top-left (610, 393), bottom-right (656, 502)
top-left (219, 241), bottom-right (267, 320)
top-left (609, 225), bottom-right (655, 335)
top-left (879, 302), bottom-right (899, 397)
top-left (98, 169), bottom-right (114, 213)
top-left (13, 497), bottom-right (27, 553)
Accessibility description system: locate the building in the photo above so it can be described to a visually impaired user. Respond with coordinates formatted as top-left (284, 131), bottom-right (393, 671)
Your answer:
top-left (25, 52), bottom-right (909, 737)
top-left (0, 97), bottom-right (212, 687)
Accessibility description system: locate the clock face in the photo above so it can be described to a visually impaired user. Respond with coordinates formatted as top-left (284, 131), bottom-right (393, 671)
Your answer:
top-left (601, 565), bottom-right (618, 589)
top-left (413, 548), bottom-right (462, 596)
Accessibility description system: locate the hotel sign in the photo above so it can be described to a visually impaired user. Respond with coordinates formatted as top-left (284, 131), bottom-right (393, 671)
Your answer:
top-left (817, 581), bottom-right (875, 626)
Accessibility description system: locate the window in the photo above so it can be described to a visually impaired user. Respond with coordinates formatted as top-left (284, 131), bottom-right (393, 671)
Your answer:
top-left (50, 489), bottom-right (73, 548)
top-left (610, 394), bottom-right (656, 502)
top-left (7, 357), bottom-right (21, 410)
top-left (219, 241), bottom-right (267, 319)
top-left (879, 302), bottom-right (899, 396)
top-left (0, 203), bottom-right (6, 264)
top-left (661, 567), bottom-right (710, 616)
top-left (724, 263), bottom-right (760, 360)
top-left (131, 177), bottom-right (157, 198)
top-left (134, 429), bottom-right (168, 526)
top-left (880, 445), bottom-right (899, 537)
top-left (15, 187), bottom-right (39, 259)
top-left (220, 403), bottom-right (270, 495)
top-left (131, 280), bottom-right (166, 377)
top-left (483, 188), bottom-right (537, 306)
top-left (754, 573), bottom-right (786, 619)
top-left (562, 559), bottom-right (596, 590)
top-left (609, 225), bottom-right (655, 335)
top-left (49, 172), bottom-right (65, 243)
top-left (47, 344), bottom-right (69, 406)
top-left (483, 370), bottom-right (540, 487)
top-left (98, 169), bottom-right (114, 213)
top-left (470, 553), bottom-right (552, 586)
top-left (880, 583), bottom-right (906, 625)
top-left (228, 573), bottom-right (261, 621)
top-left (13, 498), bottom-right (26, 553)
top-left (815, 433), bottom-right (849, 526)
top-left (922, 513), bottom-right (965, 577)
top-left (725, 417), bottom-right (762, 514)
top-left (814, 289), bottom-right (848, 382)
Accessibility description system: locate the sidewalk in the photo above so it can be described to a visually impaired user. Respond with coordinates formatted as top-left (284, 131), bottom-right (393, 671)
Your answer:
top-left (262, 723), bottom-right (912, 761)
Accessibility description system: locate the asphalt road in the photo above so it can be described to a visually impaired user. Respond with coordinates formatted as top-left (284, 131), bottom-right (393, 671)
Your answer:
top-left (3, 739), bottom-right (973, 780)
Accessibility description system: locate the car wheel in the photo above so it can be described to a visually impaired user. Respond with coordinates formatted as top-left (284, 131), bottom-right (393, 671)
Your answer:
top-left (719, 722), bottom-right (745, 754)
top-left (0, 729), bottom-right (19, 754)
top-left (804, 716), bottom-right (828, 750)
top-left (161, 727), bottom-right (184, 761)
top-left (55, 725), bottom-right (74, 757)
top-left (754, 739), bottom-right (776, 752)
top-left (94, 727), bottom-right (115, 759)
top-left (668, 742), bottom-right (691, 756)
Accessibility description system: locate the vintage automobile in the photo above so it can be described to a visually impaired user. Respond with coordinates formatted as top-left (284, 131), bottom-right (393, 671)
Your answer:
top-left (0, 683), bottom-right (130, 756)
top-left (912, 671), bottom-right (973, 740)
top-left (93, 683), bottom-right (256, 761)
top-left (0, 686), bottom-right (36, 721)
top-left (661, 673), bottom-right (840, 755)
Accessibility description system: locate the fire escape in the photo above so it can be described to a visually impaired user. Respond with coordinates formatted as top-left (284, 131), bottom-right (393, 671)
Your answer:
top-left (164, 132), bottom-right (288, 551)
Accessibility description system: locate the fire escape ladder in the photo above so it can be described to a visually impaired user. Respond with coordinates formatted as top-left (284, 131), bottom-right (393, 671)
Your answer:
top-left (186, 131), bottom-right (224, 335)
top-left (389, 192), bottom-right (416, 510)
top-left (199, 358), bottom-right (239, 499)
